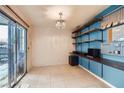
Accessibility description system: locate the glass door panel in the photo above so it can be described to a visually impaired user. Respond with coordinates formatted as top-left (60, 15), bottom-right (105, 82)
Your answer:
top-left (16, 25), bottom-right (26, 81)
top-left (8, 21), bottom-right (17, 87)
top-left (0, 13), bottom-right (9, 88)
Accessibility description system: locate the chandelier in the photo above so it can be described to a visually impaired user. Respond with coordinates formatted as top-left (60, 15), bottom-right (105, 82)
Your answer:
top-left (56, 12), bottom-right (66, 30)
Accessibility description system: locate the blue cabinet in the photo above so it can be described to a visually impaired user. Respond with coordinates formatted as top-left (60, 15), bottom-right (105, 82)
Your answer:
top-left (90, 31), bottom-right (102, 40)
top-left (82, 58), bottom-right (89, 70)
top-left (103, 65), bottom-right (124, 88)
top-left (89, 60), bottom-right (102, 77)
top-left (79, 56), bottom-right (82, 66)
top-left (76, 44), bottom-right (82, 52)
top-left (82, 43), bottom-right (88, 53)
top-left (89, 41), bottom-right (101, 49)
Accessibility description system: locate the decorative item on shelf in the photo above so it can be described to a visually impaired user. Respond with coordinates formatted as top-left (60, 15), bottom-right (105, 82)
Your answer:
top-left (107, 17), bottom-right (112, 28)
top-left (56, 12), bottom-right (66, 30)
top-left (112, 22), bottom-right (119, 26)
top-left (101, 25), bottom-right (106, 29)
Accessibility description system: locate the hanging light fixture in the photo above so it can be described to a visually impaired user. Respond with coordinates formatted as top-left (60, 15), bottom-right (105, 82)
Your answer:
top-left (56, 12), bottom-right (66, 30)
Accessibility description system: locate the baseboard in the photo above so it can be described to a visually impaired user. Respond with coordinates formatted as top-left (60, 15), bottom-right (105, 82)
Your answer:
top-left (79, 65), bottom-right (116, 88)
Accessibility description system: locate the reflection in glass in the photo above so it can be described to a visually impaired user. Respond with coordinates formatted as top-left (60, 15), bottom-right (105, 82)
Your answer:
top-left (17, 25), bottom-right (26, 80)
top-left (0, 13), bottom-right (9, 87)
top-left (8, 21), bottom-right (16, 86)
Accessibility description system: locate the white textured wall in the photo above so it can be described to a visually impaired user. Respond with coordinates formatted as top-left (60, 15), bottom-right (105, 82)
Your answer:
top-left (32, 27), bottom-right (74, 67)
top-left (27, 27), bottom-right (32, 71)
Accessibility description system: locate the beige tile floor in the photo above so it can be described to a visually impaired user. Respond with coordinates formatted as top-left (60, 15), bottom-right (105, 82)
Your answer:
top-left (16, 64), bottom-right (110, 88)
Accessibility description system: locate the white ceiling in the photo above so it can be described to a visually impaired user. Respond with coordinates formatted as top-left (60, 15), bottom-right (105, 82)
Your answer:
top-left (10, 5), bottom-right (109, 30)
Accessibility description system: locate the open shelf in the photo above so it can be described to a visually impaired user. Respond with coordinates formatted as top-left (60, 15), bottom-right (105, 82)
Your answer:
top-left (72, 18), bottom-right (102, 34)
top-left (102, 22), bottom-right (124, 30)
top-left (72, 42), bottom-right (82, 45)
top-left (72, 39), bottom-right (103, 45)
top-left (88, 39), bottom-right (103, 42)
top-left (72, 28), bottom-right (103, 39)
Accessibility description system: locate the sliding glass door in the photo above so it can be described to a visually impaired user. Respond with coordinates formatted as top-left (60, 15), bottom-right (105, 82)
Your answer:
top-left (0, 12), bottom-right (27, 88)
top-left (0, 13), bottom-right (9, 87)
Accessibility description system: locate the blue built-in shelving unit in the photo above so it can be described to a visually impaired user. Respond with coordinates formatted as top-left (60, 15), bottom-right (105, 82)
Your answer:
top-left (74, 21), bottom-right (103, 53)
top-left (73, 19), bottom-right (104, 76)
top-left (72, 5), bottom-right (124, 88)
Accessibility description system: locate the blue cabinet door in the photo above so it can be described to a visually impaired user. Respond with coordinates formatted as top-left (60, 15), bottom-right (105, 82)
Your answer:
top-left (79, 56), bottom-right (82, 66)
top-left (103, 65), bottom-right (124, 88)
top-left (82, 58), bottom-right (89, 70)
top-left (89, 60), bottom-right (102, 77)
